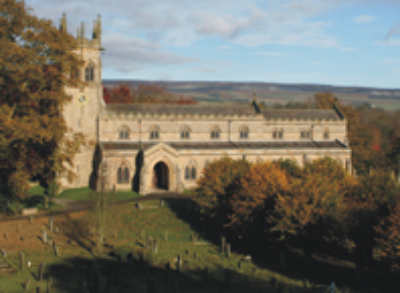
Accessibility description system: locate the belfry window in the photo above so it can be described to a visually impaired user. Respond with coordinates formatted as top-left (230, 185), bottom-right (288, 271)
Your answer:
top-left (117, 167), bottom-right (130, 184)
top-left (85, 65), bottom-right (95, 82)
top-left (239, 126), bottom-right (249, 139)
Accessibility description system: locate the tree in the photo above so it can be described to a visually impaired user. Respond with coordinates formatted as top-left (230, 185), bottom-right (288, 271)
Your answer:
top-left (196, 157), bottom-right (250, 223)
top-left (0, 0), bottom-right (83, 200)
top-left (270, 158), bottom-right (350, 256)
top-left (343, 171), bottom-right (398, 269)
top-left (375, 199), bottom-right (400, 271)
top-left (227, 162), bottom-right (289, 242)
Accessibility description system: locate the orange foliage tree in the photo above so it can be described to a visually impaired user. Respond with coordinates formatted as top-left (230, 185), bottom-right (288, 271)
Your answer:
top-left (195, 157), bottom-right (250, 231)
top-left (226, 162), bottom-right (289, 241)
top-left (269, 158), bottom-right (350, 256)
top-left (0, 0), bottom-right (83, 200)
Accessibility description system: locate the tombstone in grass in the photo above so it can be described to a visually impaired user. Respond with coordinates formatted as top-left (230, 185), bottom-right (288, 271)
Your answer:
top-left (220, 236), bottom-right (226, 254)
top-left (38, 263), bottom-right (45, 281)
top-left (176, 255), bottom-right (182, 272)
top-left (52, 241), bottom-right (59, 257)
top-left (48, 216), bottom-right (54, 232)
top-left (19, 251), bottom-right (25, 271)
top-left (153, 240), bottom-right (158, 254)
top-left (226, 243), bottom-right (231, 258)
top-left (135, 202), bottom-right (142, 210)
top-left (160, 199), bottom-right (164, 207)
top-left (42, 230), bottom-right (48, 244)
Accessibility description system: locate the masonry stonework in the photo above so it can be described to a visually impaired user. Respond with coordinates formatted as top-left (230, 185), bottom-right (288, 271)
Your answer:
top-left (61, 16), bottom-right (352, 195)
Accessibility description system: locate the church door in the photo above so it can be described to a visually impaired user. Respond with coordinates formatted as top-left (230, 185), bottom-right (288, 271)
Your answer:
top-left (153, 162), bottom-right (169, 190)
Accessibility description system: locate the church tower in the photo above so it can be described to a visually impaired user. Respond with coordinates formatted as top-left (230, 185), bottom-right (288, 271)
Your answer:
top-left (60, 14), bottom-right (104, 189)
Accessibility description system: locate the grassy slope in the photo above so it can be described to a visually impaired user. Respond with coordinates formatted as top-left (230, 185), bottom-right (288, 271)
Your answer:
top-left (0, 199), bottom-right (342, 293)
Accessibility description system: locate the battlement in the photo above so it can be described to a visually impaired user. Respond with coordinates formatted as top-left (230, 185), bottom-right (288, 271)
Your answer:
top-left (59, 13), bottom-right (102, 49)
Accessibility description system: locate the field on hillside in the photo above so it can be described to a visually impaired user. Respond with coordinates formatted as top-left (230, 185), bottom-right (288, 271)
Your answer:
top-left (0, 197), bottom-right (360, 293)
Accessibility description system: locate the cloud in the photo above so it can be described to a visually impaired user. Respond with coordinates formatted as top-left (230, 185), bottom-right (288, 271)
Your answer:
top-left (102, 34), bottom-right (195, 72)
top-left (383, 58), bottom-right (400, 65)
top-left (353, 14), bottom-right (375, 24)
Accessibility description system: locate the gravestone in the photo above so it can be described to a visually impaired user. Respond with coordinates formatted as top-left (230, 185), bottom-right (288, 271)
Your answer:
top-left (38, 263), bottom-right (45, 281)
top-left (220, 236), bottom-right (226, 254)
top-left (42, 230), bottom-right (48, 244)
top-left (226, 243), bottom-right (231, 258)
top-left (19, 251), bottom-right (25, 271)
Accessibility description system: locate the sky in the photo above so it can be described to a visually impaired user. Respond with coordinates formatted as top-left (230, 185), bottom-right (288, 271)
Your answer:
top-left (26, 0), bottom-right (400, 89)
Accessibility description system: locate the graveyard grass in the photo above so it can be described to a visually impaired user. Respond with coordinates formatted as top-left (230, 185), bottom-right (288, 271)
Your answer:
top-left (0, 196), bottom-right (350, 293)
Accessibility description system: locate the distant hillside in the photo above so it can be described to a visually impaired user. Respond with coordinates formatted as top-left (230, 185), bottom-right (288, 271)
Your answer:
top-left (103, 80), bottom-right (400, 110)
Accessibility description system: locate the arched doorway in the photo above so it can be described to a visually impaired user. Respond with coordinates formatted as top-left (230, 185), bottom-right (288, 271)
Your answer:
top-left (153, 162), bottom-right (169, 190)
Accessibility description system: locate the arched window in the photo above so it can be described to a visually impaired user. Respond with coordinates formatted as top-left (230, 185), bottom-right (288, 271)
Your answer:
top-left (149, 125), bottom-right (160, 140)
top-left (85, 64), bottom-right (95, 82)
top-left (272, 129), bottom-right (284, 139)
top-left (191, 167), bottom-right (197, 180)
top-left (210, 126), bottom-right (221, 139)
top-left (117, 167), bottom-right (130, 184)
top-left (119, 126), bottom-right (130, 140)
top-left (239, 126), bottom-right (249, 139)
top-left (185, 161), bottom-right (197, 181)
top-left (184, 167), bottom-right (190, 180)
top-left (323, 128), bottom-right (330, 140)
top-left (300, 129), bottom-right (311, 139)
top-left (180, 125), bottom-right (191, 139)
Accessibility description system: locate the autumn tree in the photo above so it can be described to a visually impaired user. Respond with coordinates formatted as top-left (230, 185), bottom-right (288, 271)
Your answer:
top-left (375, 198), bottom-right (400, 271)
top-left (270, 158), bottom-right (350, 256)
top-left (0, 0), bottom-right (83, 200)
top-left (195, 157), bottom-right (250, 228)
top-left (343, 171), bottom-right (398, 269)
top-left (227, 162), bottom-right (289, 243)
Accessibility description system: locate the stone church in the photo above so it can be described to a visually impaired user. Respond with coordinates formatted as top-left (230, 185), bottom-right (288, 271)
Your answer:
top-left (60, 16), bottom-right (352, 194)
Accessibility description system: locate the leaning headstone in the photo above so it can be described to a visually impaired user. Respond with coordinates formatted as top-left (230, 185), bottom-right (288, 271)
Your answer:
top-left (159, 200), bottom-right (164, 207)
top-left (42, 230), bottom-right (48, 244)
top-left (49, 217), bottom-right (54, 232)
top-left (153, 240), bottom-right (158, 254)
top-left (136, 202), bottom-right (142, 210)
top-left (221, 236), bottom-right (226, 254)
top-left (226, 243), bottom-right (231, 258)
top-left (52, 242), bottom-right (59, 257)
top-left (19, 251), bottom-right (25, 271)
top-left (176, 255), bottom-right (182, 272)
top-left (38, 263), bottom-right (45, 281)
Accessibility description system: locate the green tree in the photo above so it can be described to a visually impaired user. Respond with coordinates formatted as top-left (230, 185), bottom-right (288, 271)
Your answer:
top-left (0, 0), bottom-right (83, 200)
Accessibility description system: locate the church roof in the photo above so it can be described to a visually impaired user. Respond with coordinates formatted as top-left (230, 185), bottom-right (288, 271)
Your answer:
top-left (262, 109), bottom-right (341, 121)
top-left (104, 103), bottom-right (342, 120)
top-left (100, 140), bottom-right (349, 151)
top-left (104, 104), bottom-right (256, 116)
